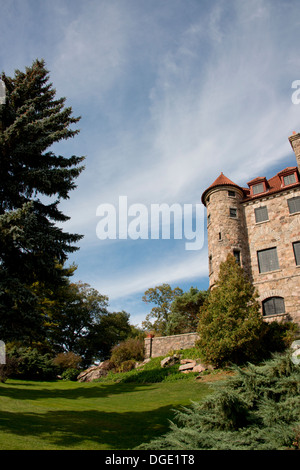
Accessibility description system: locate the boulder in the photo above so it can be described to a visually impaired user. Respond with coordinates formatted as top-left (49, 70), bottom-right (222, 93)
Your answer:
top-left (178, 359), bottom-right (214, 374)
top-left (179, 361), bottom-right (196, 371)
top-left (192, 363), bottom-right (207, 373)
top-left (77, 361), bottom-right (112, 382)
top-left (160, 354), bottom-right (180, 368)
top-left (291, 340), bottom-right (300, 365)
top-left (180, 359), bottom-right (197, 365)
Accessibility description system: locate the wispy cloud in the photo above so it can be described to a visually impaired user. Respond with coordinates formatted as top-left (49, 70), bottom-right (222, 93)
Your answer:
top-left (2, 0), bottom-right (300, 322)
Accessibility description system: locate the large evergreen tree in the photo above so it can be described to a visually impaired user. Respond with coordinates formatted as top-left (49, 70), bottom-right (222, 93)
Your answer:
top-left (0, 60), bottom-right (85, 342)
top-left (196, 253), bottom-right (264, 367)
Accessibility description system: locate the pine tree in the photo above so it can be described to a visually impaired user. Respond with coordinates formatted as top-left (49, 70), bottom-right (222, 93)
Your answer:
top-left (196, 253), bottom-right (264, 367)
top-left (137, 352), bottom-right (300, 450)
top-left (0, 60), bottom-right (85, 342)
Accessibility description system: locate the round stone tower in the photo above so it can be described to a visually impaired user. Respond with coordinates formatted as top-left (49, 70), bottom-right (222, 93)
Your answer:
top-left (201, 173), bottom-right (251, 287)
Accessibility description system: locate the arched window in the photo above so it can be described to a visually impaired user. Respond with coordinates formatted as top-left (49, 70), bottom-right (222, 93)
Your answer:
top-left (262, 297), bottom-right (285, 316)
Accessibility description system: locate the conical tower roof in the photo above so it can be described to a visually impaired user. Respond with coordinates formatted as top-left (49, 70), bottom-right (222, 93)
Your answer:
top-left (201, 172), bottom-right (242, 205)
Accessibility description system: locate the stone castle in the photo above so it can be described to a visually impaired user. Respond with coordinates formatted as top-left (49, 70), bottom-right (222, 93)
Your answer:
top-left (201, 132), bottom-right (300, 326)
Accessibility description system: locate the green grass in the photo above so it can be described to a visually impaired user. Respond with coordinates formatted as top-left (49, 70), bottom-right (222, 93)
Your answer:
top-left (0, 375), bottom-right (211, 450)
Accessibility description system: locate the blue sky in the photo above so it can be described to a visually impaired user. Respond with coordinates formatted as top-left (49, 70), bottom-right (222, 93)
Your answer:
top-left (1, 0), bottom-right (300, 326)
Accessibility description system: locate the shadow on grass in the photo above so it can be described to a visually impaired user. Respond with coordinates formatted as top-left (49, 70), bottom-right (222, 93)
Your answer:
top-left (0, 380), bottom-right (156, 401)
top-left (0, 405), bottom-right (177, 450)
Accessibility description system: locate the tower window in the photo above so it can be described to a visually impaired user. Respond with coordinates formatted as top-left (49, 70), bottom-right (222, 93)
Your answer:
top-left (257, 247), bottom-right (279, 273)
top-left (255, 206), bottom-right (269, 223)
top-left (288, 196), bottom-right (300, 214)
top-left (209, 255), bottom-right (213, 274)
top-left (229, 207), bottom-right (237, 218)
top-left (262, 297), bottom-right (285, 316)
top-left (233, 250), bottom-right (241, 265)
top-left (293, 241), bottom-right (300, 265)
top-left (228, 190), bottom-right (236, 197)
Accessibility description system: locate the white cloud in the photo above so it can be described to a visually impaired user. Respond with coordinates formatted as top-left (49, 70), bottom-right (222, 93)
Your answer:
top-left (51, 2), bottom-right (132, 102)
top-left (90, 246), bottom-right (208, 301)
top-left (3, 0), bottom-right (300, 324)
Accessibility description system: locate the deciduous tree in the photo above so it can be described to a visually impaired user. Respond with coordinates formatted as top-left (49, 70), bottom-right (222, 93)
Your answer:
top-left (142, 283), bottom-right (183, 336)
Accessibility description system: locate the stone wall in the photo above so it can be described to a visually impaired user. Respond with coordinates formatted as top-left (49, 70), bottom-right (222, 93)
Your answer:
top-left (144, 332), bottom-right (199, 359)
top-left (243, 187), bottom-right (300, 325)
top-left (205, 186), bottom-right (251, 287)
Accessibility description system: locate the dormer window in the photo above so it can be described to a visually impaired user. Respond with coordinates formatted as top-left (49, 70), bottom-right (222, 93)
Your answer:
top-left (278, 167), bottom-right (299, 187)
top-left (247, 177), bottom-right (268, 197)
top-left (283, 173), bottom-right (296, 185)
top-left (252, 183), bottom-right (264, 195)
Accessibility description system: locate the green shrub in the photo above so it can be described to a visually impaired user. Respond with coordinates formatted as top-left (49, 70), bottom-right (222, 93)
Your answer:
top-left (7, 346), bottom-right (57, 380)
top-left (0, 356), bottom-right (19, 383)
top-left (116, 359), bottom-right (136, 373)
top-left (110, 338), bottom-right (144, 367)
top-left (138, 352), bottom-right (300, 450)
top-left (61, 368), bottom-right (80, 381)
top-left (197, 255), bottom-right (267, 367)
top-left (53, 352), bottom-right (82, 371)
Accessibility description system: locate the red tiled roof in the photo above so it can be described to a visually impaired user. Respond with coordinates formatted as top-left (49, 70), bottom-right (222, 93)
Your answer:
top-left (201, 167), bottom-right (300, 205)
top-left (201, 172), bottom-right (243, 204)
top-left (243, 166), bottom-right (300, 202)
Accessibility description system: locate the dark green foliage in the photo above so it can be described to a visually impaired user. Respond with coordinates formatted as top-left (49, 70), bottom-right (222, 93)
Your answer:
top-left (138, 352), bottom-right (300, 450)
top-left (110, 337), bottom-right (145, 368)
top-left (7, 346), bottom-right (58, 380)
top-left (142, 284), bottom-right (183, 335)
top-left (52, 351), bottom-right (82, 371)
top-left (46, 281), bottom-right (132, 365)
top-left (166, 287), bottom-right (208, 335)
top-left (197, 254), bottom-right (265, 367)
top-left (0, 60), bottom-right (84, 343)
top-left (60, 368), bottom-right (80, 381)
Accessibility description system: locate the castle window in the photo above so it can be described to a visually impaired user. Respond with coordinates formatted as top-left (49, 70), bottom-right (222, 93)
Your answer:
top-left (288, 196), bottom-right (300, 214)
top-left (219, 232), bottom-right (222, 241)
top-left (228, 190), bottom-right (236, 197)
top-left (293, 241), bottom-right (300, 265)
top-left (252, 183), bottom-right (264, 195)
top-left (209, 255), bottom-right (213, 273)
top-left (255, 206), bottom-right (268, 223)
top-left (257, 247), bottom-right (279, 273)
top-left (233, 250), bottom-right (241, 265)
top-left (229, 207), bottom-right (237, 218)
top-left (262, 297), bottom-right (285, 316)
top-left (207, 214), bottom-right (211, 225)
top-left (283, 173), bottom-right (296, 186)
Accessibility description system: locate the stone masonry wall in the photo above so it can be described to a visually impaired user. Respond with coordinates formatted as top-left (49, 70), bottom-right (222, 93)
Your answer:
top-left (243, 187), bottom-right (300, 324)
top-left (205, 187), bottom-right (251, 287)
top-left (144, 332), bottom-right (199, 359)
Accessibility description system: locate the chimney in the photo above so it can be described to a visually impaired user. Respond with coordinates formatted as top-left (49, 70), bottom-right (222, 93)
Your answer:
top-left (289, 132), bottom-right (300, 171)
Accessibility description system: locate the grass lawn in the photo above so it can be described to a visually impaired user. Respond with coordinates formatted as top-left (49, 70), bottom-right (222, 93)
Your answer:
top-left (0, 377), bottom-right (211, 450)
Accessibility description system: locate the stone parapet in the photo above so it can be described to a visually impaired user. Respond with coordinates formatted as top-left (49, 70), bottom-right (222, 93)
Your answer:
top-left (144, 332), bottom-right (199, 359)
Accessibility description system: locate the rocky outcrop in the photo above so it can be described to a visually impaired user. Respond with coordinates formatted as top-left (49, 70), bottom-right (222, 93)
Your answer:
top-left (291, 340), bottom-right (300, 365)
top-left (160, 354), bottom-right (181, 368)
top-left (77, 361), bottom-right (112, 382)
top-left (160, 354), bottom-right (213, 375)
